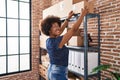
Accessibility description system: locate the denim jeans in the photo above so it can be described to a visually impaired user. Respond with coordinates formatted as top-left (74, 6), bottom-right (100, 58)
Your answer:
top-left (47, 64), bottom-right (68, 80)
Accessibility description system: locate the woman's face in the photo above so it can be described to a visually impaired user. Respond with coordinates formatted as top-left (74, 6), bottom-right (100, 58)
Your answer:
top-left (49, 22), bottom-right (61, 37)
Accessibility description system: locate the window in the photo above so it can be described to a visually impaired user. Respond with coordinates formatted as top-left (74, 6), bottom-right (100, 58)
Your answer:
top-left (0, 0), bottom-right (31, 76)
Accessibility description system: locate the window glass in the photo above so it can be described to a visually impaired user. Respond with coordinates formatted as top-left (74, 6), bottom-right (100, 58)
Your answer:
top-left (20, 37), bottom-right (30, 54)
top-left (8, 55), bottom-right (19, 73)
top-left (0, 18), bottom-right (6, 36)
top-left (20, 2), bottom-right (30, 19)
top-left (20, 0), bottom-right (29, 2)
top-left (7, 0), bottom-right (18, 18)
top-left (20, 54), bottom-right (30, 71)
top-left (20, 20), bottom-right (30, 36)
top-left (7, 19), bottom-right (18, 36)
top-left (0, 56), bottom-right (6, 74)
top-left (8, 37), bottom-right (18, 55)
top-left (0, 38), bottom-right (6, 55)
top-left (0, 0), bottom-right (6, 17)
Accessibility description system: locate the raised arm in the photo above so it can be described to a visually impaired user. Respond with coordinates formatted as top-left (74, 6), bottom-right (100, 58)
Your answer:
top-left (59, 11), bottom-right (74, 35)
top-left (59, 8), bottom-right (88, 48)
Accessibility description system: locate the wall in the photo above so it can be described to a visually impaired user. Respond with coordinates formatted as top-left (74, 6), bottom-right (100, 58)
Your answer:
top-left (0, 0), bottom-right (41, 80)
top-left (95, 0), bottom-right (120, 79)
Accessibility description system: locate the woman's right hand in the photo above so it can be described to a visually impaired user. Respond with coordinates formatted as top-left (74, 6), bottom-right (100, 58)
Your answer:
top-left (81, 7), bottom-right (88, 16)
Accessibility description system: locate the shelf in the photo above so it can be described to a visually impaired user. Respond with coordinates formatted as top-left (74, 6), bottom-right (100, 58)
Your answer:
top-left (69, 69), bottom-right (99, 77)
top-left (86, 13), bottom-right (100, 19)
top-left (61, 13), bottom-right (100, 23)
top-left (67, 46), bottom-right (99, 52)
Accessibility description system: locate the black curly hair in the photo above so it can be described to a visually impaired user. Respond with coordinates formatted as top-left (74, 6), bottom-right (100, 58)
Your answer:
top-left (41, 15), bottom-right (61, 36)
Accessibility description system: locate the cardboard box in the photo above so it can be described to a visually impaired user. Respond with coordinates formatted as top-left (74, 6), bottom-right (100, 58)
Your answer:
top-left (40, 34), bottom-right (48, 49)
top-left (39, 64), bottom-right (47, 80)
top-left (68, 36), bottom-right (84, 46)
top-left (72, 0), bottom-right (83, 4)
top-left (72, 0), bottom-right (95, 14)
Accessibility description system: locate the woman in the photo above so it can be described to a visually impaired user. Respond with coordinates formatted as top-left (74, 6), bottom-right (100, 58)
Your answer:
top-left (41, 8), bottom-right (88, 80)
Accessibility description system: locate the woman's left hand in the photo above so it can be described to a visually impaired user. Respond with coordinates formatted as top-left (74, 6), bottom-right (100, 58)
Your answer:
top-left (67, 11), bottom-right (74, 19)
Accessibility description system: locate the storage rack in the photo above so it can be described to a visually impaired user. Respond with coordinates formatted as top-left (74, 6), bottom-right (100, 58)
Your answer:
top-left (62, 13), bottom-right (101, 80)
top-left (39, 13), bottom-right (100, 80)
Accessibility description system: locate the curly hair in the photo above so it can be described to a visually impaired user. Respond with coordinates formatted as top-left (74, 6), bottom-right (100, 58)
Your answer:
top-left (41, 15), bottom-right (61, 36)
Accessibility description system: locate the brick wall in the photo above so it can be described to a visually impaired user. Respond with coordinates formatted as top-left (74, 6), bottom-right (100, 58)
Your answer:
top-left (95, 0), bottom-right (120, 79)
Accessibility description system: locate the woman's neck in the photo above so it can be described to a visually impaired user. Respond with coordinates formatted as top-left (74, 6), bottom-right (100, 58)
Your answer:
top-left (49, 35), bottom-right (59, 38)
